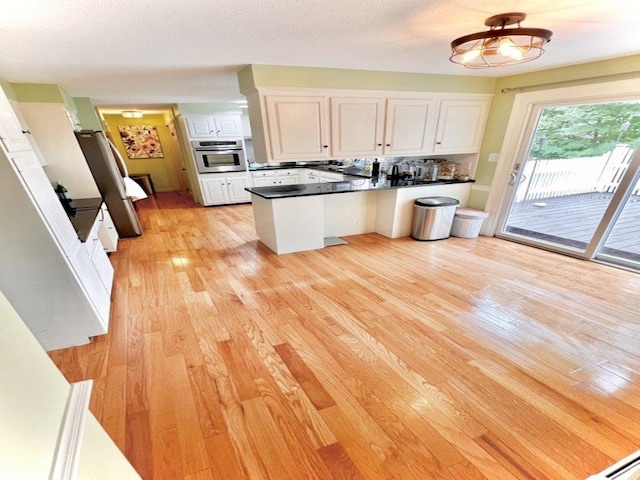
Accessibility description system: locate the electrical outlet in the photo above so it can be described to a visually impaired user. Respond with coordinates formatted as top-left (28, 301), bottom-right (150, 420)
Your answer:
top-left (488, 153), bottom-right (500, 163)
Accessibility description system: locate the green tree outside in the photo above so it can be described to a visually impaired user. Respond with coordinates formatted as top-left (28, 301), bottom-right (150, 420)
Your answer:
top-left (529, 101), bottom-right (640, 159)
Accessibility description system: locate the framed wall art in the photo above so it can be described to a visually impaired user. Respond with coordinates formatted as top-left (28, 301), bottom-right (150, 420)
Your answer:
top-left (117, 125), bottom-right (164, 159)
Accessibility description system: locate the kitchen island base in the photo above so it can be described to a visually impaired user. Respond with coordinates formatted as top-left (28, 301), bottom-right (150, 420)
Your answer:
top-left (249, 182), bottom-right (471, 254)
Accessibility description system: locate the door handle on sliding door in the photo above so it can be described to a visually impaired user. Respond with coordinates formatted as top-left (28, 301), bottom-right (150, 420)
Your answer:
top-left (508, 172), bottom-right (517, 185)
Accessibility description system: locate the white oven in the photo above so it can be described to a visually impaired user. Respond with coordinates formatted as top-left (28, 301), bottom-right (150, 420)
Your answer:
top-left (191, 139), bottom-right (247, 173)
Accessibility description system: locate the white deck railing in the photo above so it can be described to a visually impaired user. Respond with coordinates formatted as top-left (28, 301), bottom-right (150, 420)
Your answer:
top-left (516, 145), bottom-right (640, 202)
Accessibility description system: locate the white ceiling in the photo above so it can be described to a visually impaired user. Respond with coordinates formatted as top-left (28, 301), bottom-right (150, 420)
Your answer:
top-left (1, 0), bottom-right (639, 108)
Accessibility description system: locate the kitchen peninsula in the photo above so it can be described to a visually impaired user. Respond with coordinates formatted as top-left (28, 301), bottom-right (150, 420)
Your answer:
top-left (246, 175), bottom-right (472, 254)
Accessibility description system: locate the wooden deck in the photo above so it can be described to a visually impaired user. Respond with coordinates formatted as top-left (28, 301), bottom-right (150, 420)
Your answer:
top-left (504, 193), bottom-right (640, 260)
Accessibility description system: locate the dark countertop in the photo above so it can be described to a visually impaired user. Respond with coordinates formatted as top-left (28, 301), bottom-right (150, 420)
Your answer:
top-left (67, 197), bottom-right (103, 242)
top-left (245, 177), bottom-right (474, 199)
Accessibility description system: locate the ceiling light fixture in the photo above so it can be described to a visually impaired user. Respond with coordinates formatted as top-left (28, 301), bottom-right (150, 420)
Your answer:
top-left (450, 12), bottom-right (552, 69)
top-left (122, 110), bottom-right (143, 118)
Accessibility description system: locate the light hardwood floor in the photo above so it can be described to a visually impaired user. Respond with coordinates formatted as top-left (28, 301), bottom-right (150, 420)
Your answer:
top-left (50, 191), bottom-right (640, 480)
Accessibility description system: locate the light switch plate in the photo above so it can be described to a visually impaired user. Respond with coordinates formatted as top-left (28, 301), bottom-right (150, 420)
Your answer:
top-left (488, 153), bottom-right (500, 163)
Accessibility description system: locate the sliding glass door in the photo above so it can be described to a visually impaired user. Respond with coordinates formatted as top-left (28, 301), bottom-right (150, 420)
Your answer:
top-left (497, 99), bottom-right (640, 270)
top-left (594, 168), bottom-right (640, 269)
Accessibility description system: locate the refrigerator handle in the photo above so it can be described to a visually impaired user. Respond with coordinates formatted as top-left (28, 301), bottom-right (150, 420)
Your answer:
top-left (108, 138), bottom-right (129, 178)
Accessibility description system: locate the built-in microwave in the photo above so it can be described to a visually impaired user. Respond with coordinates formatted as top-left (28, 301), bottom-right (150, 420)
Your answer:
top-left (191, 139), bottom-right (247, 174)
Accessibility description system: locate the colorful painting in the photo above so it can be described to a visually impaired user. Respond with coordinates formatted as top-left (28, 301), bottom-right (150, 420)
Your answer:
top-left (117, 125), bottom-right (164, 159)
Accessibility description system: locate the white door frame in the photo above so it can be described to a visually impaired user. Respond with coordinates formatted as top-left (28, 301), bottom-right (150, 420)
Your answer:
top-left (483, 77), bottom-right (640, 237)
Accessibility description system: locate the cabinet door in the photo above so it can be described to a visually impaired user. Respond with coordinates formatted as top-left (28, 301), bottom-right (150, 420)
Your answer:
top-left (254, 177), bottom-right (276, 187)
top-left (13, 154), bottom-right (79, 257)
top-left (97, 205), bottom-right (118, 252)
top-left (200, 177), bottom-right (228, 205)
top-left (265, 95), bottom-right (330, 160)
top-left (91, 239), bottom-right (114, 293)
top-left (227, 178), bottom-right (251, 203)
top-left (384, 98), bottom-right (438, 155)
top-left (186, 116), bottom-right (217, 138)
top-left (0, 93), bottom-right (32, 154)
top-left (434, 99), bottom-right (490, 154)
top-left (331, 97), bottom-right (385, 157)
top-left (69, 244), bottom-right (110, 331)
top-left (319, 172), bottom-right (344, 182)
top-left (85, 218), bottom-right (114, 294)
top-left (214, 116), bottom-right (242, 137)
top-left (305, 171), bottom-right (320, 184)
top-left (279, 175), bottom-right (300, 185)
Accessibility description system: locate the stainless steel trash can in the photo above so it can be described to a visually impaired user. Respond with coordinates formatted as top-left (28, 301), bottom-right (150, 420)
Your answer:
top-left (411, 197), bottom-right (460, 241)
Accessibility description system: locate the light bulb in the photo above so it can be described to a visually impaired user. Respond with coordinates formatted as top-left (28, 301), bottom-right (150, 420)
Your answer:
top-left (462, 48), bottom-right (481, 63)
top-left (497, 37), bottom-right (525, 60)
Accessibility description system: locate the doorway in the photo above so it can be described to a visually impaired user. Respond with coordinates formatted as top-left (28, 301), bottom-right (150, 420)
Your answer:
top-left (496, 97), bottom-right (640, 271)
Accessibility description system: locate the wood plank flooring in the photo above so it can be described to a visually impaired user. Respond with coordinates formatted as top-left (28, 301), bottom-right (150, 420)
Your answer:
top-left (49, 191), bottom-right (640, 480)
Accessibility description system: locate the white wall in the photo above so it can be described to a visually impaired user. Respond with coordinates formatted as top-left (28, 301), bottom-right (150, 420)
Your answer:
top-left (0, 289), bottom-right (140, 479)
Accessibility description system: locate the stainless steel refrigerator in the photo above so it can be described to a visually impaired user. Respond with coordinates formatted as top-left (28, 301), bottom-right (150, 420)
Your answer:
top-left (75, 130), bottom-right (143, 237)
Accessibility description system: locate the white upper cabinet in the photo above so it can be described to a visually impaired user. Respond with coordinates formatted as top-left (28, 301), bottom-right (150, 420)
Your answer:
top-left (185, 115), bottom-right (243, 139)
top-left (0, 93), bottom-right (32, 154)
top-left (248, 89), bottom-right (492, 162)
top-left (331, 97), bottom-right (385, 157)
top-left (215, 116), bottom-right (243, 137)
top-left (264, 95), bottom-right (331, 160)
top-left (433, 99), bottom-right (490, 154)
top-left (384, 98), bottom-right (438, 156)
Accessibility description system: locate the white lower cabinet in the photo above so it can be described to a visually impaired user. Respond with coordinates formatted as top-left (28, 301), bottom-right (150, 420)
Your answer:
top-left (305, 171), bottom-right (321, 183)
top-left (84, 217), bottom-right (115, 295)
top-left (72, 242), bottom-right (111, 330)
top-left (0, 148), bottom-right (113, 350)
top-left (227, 177), bottom-right (252, 202)
top-left (254, 169), bottom-right (343, 185)
top-left (200, 173), bottom-right (252, 206)
top-left (97, 203), bottom-right (118, 253)
top-left (279, 176), bottom-right (299, 185)
top-left (318, 171), bottom-right (345, 182)
top-left (251, 169), bottom-right (301, 186)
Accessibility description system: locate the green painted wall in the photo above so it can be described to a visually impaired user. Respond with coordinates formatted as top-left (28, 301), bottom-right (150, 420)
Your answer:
top-left (73, 97), bottom-right (103, 131)
top-left (237, 66), bottom-right (255, 95)
top-left (103, 114), bottom-right (182, 192)
top-left (12, 83), bottom-right (64, 103)
top-left (0, 79), bottom-right (17, 101)
top-left (176, 103), bottom-right (243, 115)
top-left (12, 83), bottom-right (78, 112)
top-left (239, 64), bottom-right (497, 94)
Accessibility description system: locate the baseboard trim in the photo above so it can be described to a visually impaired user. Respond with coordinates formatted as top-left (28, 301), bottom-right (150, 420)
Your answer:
top-left (49, 379), bottom-right (93, 480)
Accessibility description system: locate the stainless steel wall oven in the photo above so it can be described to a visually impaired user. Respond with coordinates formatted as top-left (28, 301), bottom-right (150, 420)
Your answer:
top-left (191, 139), bottom-right (247, 173)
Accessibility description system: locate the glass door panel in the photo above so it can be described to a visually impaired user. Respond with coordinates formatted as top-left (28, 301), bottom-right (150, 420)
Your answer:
top-left (596, 166), bottom-right (640, 269)
top-left (500, 100), bottom-right (640, 257)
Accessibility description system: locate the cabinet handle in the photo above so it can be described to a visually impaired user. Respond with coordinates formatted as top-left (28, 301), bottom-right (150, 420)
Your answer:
top-left (22, 130), bottom-right (31, 135)
top-left (323, 145), bottom-right (328, 148)
top-left (436, 141), bottom-right (442, 144)
top-left (386, 144), bottom-right (391, 147)
top-left (377, 143), bottom-right (382, 147)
